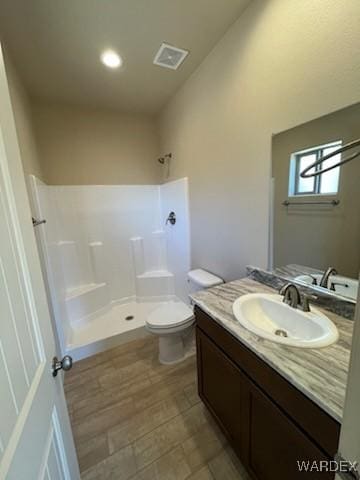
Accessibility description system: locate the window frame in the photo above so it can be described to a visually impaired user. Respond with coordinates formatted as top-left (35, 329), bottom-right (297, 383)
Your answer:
top-left (290, 141), bottom-right (342, 197)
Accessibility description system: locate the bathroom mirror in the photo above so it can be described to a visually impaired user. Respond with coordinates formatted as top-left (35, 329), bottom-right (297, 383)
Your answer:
top-left (271, 102), bottom-right (360, 302)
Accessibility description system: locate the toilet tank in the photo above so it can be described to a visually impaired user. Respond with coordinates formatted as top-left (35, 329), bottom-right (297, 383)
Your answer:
top-left (188, 269), bottom-right (224, 293)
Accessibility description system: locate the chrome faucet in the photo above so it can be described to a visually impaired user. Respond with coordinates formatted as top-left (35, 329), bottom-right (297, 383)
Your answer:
top-left (279, 283), bottom-right (301, 308)
top-left (300, 293), bottom-right (318, 312)
top-left (279, 283), bottom-right (317, 312)
top-left (319, 267), bottom-right (338, 288)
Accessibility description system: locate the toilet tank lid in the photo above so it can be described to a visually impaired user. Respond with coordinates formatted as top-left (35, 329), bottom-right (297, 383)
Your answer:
top-left (188, 269), bottom-right (223, 288)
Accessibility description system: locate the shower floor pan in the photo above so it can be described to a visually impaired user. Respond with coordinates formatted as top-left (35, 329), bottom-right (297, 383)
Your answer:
top-left (67, 299), bottom-right (188, 361)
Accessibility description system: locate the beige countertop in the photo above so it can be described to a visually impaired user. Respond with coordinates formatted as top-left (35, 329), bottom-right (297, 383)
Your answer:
top-left (190, 277), bottom-right (353, 422)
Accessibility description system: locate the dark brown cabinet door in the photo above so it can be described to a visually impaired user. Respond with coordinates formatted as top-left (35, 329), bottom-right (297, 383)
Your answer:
top-left (196, 309), bottom-right (338, 480)
top-left (196, 328), bottom-right (247, 460)
top-left (246, 383), bottom-right (334, 480)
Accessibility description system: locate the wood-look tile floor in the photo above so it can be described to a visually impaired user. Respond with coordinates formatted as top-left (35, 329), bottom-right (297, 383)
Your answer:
top-left (64, 336), bottom-right (250, 480)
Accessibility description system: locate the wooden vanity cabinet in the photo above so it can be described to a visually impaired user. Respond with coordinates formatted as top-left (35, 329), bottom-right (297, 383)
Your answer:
top-left (197, 324), bottom-right (248, 461)
top-left (195, 306), bottom-right (340, 480)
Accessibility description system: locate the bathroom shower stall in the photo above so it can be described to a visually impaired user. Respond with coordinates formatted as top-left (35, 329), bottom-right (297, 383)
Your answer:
top-left (30, 176), bottom-right (191, 360)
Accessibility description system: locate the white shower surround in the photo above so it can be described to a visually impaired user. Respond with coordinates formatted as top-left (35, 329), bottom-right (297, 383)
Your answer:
top-left (30, 176), bottom-right (191, 360)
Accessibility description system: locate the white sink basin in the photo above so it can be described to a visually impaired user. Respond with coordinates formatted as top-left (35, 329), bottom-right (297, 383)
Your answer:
top-left (232, 293), bottom-right (338, 348)
top-left (295, 274), bottom-right (358, 301)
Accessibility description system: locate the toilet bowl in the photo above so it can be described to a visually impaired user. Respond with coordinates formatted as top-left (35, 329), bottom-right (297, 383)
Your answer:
top-left (146, 302), bottom-right (195, 364)
top-left (146, 269), bottom-right (223, 364)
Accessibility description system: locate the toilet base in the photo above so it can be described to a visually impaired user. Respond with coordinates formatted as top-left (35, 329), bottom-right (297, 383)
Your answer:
top-left (158, 326), bottom-right (195, 365)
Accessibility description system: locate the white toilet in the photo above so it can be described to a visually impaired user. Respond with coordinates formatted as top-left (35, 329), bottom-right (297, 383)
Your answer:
top-left (146, 269), bottom-right (223, 364)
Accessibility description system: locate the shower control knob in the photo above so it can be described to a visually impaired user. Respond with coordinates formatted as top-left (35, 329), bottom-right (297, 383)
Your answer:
top-left (166, 211), bottom-right (176, 225)
top-left (52, 355), bottom-right (73, 377)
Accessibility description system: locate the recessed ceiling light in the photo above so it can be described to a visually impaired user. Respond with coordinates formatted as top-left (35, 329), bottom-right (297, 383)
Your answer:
top-left (100, 50), bottom-right (122, 69)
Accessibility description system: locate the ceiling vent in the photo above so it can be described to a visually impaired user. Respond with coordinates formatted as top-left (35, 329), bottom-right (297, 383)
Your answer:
top-left (153, 43), bottom-right (189, 70)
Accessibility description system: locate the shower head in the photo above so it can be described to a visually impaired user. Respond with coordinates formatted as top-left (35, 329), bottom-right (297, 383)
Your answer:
top-left (158, 153), bottom-right (172, 164)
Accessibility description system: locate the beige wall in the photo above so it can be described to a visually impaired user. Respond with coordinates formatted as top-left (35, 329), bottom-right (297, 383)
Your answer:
top-left (4, 49), bottom-right (43, 182)
top-left (158, 0), bottom-right (360, 281)
top-left (32, 103), bottom-right (161, 185)
top-left (273, 103), bottom-right (360, 278)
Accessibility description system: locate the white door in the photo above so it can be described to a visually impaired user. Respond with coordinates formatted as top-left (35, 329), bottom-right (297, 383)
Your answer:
top-left (336, 278), bottom-right (360, 479)
top-left (0, 45), bottom-right (80, 480)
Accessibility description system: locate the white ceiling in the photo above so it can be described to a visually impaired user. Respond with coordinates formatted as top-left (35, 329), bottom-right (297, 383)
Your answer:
top-left (0, 0), bottom-right (251, 114)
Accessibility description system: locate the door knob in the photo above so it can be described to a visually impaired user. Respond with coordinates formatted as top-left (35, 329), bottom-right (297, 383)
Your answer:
top-left (52, 355), bottom-right (73, 377)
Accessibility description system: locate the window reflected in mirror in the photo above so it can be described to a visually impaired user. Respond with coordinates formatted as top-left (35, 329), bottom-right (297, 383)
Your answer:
top-left (271, 103), bottom-right (360, 301)
top-left (288, 141), bottom-right (341, 196)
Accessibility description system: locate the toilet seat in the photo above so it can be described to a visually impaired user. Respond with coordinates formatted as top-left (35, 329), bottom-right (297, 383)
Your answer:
top-left (147, 269), bottom-right (223, 364)
top-left (146, 302), bottom-right (194, 330)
